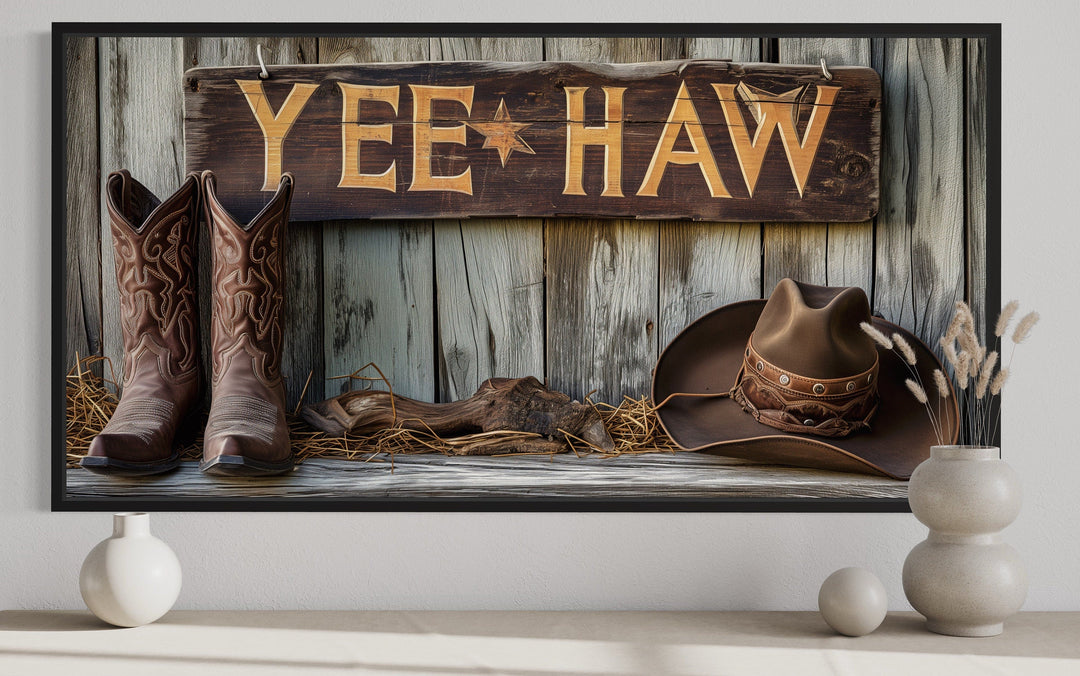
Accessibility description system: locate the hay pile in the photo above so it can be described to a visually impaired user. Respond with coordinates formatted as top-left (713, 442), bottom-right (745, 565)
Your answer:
top-left (66, 356), bottom-right (679, 467)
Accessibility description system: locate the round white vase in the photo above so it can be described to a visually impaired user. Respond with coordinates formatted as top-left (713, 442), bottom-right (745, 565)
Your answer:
top-left (79, 512), bottom-right (182, 627)
top-left (902, 446), bottom-right (1027, 637)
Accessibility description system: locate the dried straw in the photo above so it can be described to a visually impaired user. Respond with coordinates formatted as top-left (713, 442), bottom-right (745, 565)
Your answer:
top-left (66, 357), bottom-right (681, 468)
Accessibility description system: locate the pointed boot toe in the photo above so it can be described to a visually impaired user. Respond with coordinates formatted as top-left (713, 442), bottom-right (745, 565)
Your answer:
top-left (82, 431), bottom-right (181, 476)
top-left (200, 434), bottom-right (293, 476)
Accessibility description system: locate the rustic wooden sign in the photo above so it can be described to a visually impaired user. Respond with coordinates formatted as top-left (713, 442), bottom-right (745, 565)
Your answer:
top-left (183, 61), bottom-right (880, 222)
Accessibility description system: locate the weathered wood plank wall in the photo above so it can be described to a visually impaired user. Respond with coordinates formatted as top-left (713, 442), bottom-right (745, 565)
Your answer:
top-left (967, 38), bottom-right (989, 336)
top-left (875, 38), bottom-right (967, 345)
top-left (97, 37), bottom-right (186, 389)
top-left (319, 38), bottom-right (434, 403)
top-left (545, 38), bottom-right (661, 404)
top-left (431, 37), bottom-right (546, 404)
top-left (657, 38), bottom-right (762, 353)
top-left (65, 34), bottom-right (987, 410)
top-left (768, 37), bottom-right (875, 293)
top-left (64, 37), bottom-right (101, 376)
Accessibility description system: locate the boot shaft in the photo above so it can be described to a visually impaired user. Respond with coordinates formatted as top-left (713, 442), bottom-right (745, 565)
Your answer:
top-left (105, 171), bottom-right (200, 387)
top-left (201, 171), bottom-right (293, 389)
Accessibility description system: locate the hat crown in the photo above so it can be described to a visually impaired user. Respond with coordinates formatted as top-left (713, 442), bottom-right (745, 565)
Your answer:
top-left (753, 279), bottom-right (877, 380)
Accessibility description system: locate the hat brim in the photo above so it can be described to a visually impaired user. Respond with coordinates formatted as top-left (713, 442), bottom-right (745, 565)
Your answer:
top-left (651, 300), bottom-right (959, 480)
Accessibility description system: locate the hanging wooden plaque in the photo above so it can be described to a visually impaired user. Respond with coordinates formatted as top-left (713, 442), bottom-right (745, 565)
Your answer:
top-left (183, 60), bottom-right (880, 222)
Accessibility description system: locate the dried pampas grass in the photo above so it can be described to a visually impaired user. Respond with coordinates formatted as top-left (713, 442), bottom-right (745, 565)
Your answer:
top-left (995, 300), bottom-right (1019, 338)
top-left (918, 299), bottom-right (1038, 447)
top-left (1012, 311), bottom-right (1040, 344)
top-left (990, 369), bottom-right (1009, 396)
top-left (892, 333), bottom-right (918, 366)
top-left (974, 351), bottom-right (999, 399)
top-left (905, 379), bottom-right (929, 404)
top-left (860, 322), bottom-right (893, 350)
top-left (933, 369), bottom-right (950, 399)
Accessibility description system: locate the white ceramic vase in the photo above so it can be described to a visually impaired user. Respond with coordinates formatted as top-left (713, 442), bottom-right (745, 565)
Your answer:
top-left (902, 446), bottom-right (1027, 637)
top-left (79, 512), bottom-right (182, 627)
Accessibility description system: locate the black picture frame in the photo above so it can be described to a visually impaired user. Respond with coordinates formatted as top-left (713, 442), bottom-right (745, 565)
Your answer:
top-left (52, 22), bottom-right (1001, 512)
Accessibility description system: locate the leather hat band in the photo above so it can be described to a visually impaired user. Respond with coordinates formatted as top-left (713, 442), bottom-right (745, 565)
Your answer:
top-left (743, 337), bottom-right (878, 398)
top-left (730, 337), bottom-right (880, 439)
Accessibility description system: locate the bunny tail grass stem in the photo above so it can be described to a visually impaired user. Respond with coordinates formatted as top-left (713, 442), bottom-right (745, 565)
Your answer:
top-left (995, 300), bottom-right (1019, 338)
top-left (860, 322), bottom-right (893, 350)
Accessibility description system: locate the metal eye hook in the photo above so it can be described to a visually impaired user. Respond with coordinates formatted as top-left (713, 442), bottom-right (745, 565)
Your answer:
top-left (820, 57), bottom-right (833, 81)
top-left (257, 44), bottom-right (270, 80)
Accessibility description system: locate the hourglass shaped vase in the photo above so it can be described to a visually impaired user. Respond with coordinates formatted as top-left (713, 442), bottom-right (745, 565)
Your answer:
top-left (902, 446), bottom-right (1027, 637)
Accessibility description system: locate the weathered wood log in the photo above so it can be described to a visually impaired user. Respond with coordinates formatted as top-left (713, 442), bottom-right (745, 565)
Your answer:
top-left (301, 376), bottom-right (615, 452)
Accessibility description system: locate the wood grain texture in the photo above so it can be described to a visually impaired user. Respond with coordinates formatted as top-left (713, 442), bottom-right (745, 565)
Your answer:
top-left (433, 38), bottom-right (545, 402)
top-left (543, 37), bottom-right (661, 404)
top-left (767, 38), bottom-right (876, 293)
top-left (181, 37), bottom-right (320, 411)
top-left (435, 220), bottom-right (543, 401)
top-left (874, 39), bottom-right (966, 345)
top-left (546, 219), bottom-right (659, 402)
top-left (322, 219), bottom-right (433, 399)
top-left (184, 61), bottom-right (880, 222)
top-left (659, 38), bottom-right (762, 349)
top-left (64, 37), bottom-right (102, 376)
top-left (65, 455), bottom-right (907, 500)
top-left (967, 38), bottom-right (989, 339)
top-left (98, 37), bottom-right (186, 385)
top-left (319, 38), bottom-right (434, 402)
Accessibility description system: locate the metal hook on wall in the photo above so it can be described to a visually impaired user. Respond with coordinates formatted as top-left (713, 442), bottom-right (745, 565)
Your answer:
top-left (820, 57), bottom-right (833, 81)
top-left (257, 44), bottom-right (270, 80)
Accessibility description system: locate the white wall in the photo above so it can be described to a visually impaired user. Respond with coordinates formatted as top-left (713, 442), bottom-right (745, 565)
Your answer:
top-left (2, 0), bottom-right (1078, 611)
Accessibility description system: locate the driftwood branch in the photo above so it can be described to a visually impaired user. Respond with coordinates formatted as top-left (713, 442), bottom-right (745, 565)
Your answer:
top-left (301, 376), bottom-right (614, 454)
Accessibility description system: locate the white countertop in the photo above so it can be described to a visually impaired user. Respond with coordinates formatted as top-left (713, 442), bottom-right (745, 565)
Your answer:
top-left (0, 611), bottom-right (1076, 675)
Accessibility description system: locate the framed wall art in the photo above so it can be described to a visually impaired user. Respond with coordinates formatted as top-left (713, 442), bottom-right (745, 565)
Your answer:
top-left (53, 23), bottom-right (1001, 511)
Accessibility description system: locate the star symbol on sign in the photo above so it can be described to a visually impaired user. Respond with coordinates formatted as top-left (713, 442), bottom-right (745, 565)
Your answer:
top-left (467, 98), bottom-right (535, 167)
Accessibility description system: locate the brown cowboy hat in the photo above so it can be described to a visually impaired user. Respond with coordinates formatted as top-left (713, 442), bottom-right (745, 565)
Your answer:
top-left (652, 279), bottom-right (958, 479)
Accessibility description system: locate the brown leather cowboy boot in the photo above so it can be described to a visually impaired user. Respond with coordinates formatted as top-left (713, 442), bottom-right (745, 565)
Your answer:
top-left (81, 171), bottom-right (201, 475)
top-left (199, 170), bottom-right (294, 475)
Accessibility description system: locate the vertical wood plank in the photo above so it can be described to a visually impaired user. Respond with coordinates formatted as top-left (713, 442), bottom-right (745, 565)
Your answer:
top-left (65, 37), bottom-right (102, 375)
top-left (431, 37), bottom-right (545, 402)
top-left (659, 37), bottom-right (762, 349)
top-left (966, 38), bottom-right (989, 339)
top-left (767, 38), bottom-right (875, 293)
top-left (544, 37), bottom-right (660, 403)
top-left (98, 37), bottom-right (186, 384)
top-left (546, 220), bottom-right (659, 402)
top-left (319, 38), bottom-right (434, 400)
top-left (661, 36), bottom-right (761, 62)
top-left (182, 37), bottom-right (321, 411)
top-left (874, 38), bottom-right (966, 344)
